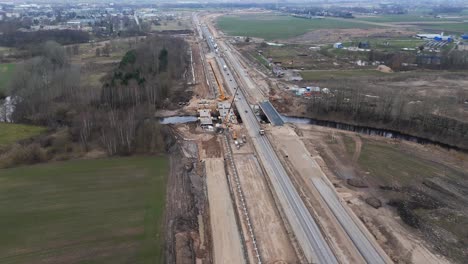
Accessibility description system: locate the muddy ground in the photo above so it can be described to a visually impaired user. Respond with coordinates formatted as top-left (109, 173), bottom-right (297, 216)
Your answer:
top-left (164, 128), bottom-right (211, 264)
top-left (295, 124), bottom-right (467, 263)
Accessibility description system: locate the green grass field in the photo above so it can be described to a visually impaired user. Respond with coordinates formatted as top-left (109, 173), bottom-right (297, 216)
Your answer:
top-left (0, 123), bottom-right (47, 147)
top-left (365, 38), bottom-right (425, 50)
top-left (217, 14), bottom-right (378, 40)
top-left (301, 69), bottom-right (388, 81)
top-left (0, 156), bottom-right (168, 264)
top-left (416, 22), bottom-right (468, 34)
top-left (251, 52), bottom-right (271, 69)
top-left (0, 63), bottom-right (15, 95)
top-left (355, 14), bottom-right (462, 23)
top-left (358, 139), bottom-right (465, 185)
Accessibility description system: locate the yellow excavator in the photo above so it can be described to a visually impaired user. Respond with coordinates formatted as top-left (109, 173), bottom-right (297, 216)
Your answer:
top-left (208, 61), bottom-right (228, 101)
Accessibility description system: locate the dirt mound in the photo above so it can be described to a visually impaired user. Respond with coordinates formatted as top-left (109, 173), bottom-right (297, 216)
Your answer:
top-left (376, 65), bottom-right (393, 73)
top-left (365, 197), bottom-right (382, 209)
top-left (347, 178), bottom-right (368, 188)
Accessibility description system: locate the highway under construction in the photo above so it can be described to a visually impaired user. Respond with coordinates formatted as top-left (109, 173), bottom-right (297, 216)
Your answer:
top-left (191, 12), bottom-right (393, 264)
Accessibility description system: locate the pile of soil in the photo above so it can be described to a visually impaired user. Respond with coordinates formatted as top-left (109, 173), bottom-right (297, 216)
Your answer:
top-left (376, 65), bottom-right (393, 73)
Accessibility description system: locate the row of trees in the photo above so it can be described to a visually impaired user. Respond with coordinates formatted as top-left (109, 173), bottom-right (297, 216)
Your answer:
top-left (306, 85), bottom-right (468, 149)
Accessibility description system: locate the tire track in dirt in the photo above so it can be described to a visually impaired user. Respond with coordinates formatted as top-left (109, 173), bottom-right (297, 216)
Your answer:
top-left (351, 135), bottom-right (363, 163)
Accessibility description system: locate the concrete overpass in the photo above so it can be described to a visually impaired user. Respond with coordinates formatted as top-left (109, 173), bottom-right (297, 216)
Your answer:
top-left (259, 101), bottom-right (284, 126)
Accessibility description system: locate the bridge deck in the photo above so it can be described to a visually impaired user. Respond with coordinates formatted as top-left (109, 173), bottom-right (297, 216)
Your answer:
top-left (259, 101), bottom-right (284, 126)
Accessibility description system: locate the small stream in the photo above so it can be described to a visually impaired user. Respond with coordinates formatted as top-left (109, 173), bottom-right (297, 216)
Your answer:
top-left (157, 114), bottom-right (461, 151)
top-left (159, 115), bottom-right (198, 124)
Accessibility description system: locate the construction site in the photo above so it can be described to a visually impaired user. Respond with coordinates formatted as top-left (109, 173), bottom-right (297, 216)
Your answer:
top-left (1, 2), bottom-right (467, 264)
top-left (162, 10), bottom-right (467, 264)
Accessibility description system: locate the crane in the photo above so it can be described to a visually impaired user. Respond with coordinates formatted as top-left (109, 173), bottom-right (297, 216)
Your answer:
top-left (208, 60), bottom-right (228, 101)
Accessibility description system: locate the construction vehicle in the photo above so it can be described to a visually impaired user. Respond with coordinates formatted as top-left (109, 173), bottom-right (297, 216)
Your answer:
top-left (232, 130), bottom-right (238, 140)
top-left (208, 61), bottom-right (228, 101)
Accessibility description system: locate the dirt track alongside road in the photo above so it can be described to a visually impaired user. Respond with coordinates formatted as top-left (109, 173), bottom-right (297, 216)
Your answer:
top-left (233, 152), bottom-right (299, 263)
top-left (205, 158), bottom-right (246, 264)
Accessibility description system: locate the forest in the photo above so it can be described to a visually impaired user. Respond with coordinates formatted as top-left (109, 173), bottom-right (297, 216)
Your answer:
top-left (1, 35), bottom-right (189, 167)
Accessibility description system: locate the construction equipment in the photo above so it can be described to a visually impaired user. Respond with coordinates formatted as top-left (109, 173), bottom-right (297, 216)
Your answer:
top-left (232, 130), bottom-right (238, 140)
top-left (208, 61), bottom-right (228, 101)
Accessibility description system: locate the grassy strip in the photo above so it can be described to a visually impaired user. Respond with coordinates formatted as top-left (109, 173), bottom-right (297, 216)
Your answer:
top-left (251, 52), bottom-right (271, 69)
top-left (342, 134), bottom-right (356, 158)
top-left (357, 139), bottom-right (465, 185)
top-left (355, 14), bottom-right (462, 23)
top-left (0, 63), bottom-right (15, 95)
top-left (0, 156), bottom-right (168, 264)
top-left (417, 22), bottom-right (468, 34)
top-left (0, 123), bottom-right (47, 147)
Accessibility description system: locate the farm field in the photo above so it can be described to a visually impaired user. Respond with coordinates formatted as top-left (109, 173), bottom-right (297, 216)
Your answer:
top-left (217, 14), bottom-right (379, 40)
top-left (0, 63), bottom-right (15, 95)
top-left (355, 14), bottom-right (464, 23)
top-left (0, 123), bottom-right (46, 147)
top-left (416, 22), bottom-right (468, 34)
top-left (0, 156), bottom-right (168, 264)
top-left (151, 20), bottom-right (191, 31)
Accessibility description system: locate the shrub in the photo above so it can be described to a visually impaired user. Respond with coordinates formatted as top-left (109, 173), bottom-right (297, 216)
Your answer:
top-left (0, 143), bottom-right (47, 168)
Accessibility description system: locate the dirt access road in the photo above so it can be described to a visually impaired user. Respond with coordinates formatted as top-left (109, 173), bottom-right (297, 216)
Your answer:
top-left (295, 124), bottom-right (452, 264)
top-left (269, 125), bottom-right (391, 263)
top-left (205, 158), bottom-right (246, 264)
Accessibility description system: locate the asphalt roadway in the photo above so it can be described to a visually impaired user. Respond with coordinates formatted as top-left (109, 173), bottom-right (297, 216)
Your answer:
top-left (197, 13), bottom-right (389, 264)
top-left (199, 22), bottom-right (338, 263)
top-left (227, 67), bottom-right (338, 264)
